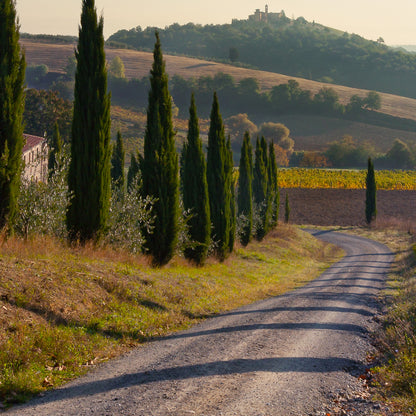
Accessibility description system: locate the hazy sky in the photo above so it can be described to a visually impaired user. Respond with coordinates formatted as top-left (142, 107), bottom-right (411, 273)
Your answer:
top-left (15, 0), bottom-right (416, 45)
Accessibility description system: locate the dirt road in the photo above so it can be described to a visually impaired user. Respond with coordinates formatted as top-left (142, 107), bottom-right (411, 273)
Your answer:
top-left (7, 231), bottom-right (394, 416)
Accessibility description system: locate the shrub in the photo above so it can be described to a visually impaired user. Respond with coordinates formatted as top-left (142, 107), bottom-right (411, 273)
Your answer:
top-left (16, 150), bottom-right (70, 239)
top-left (106, 178), bottom-right (154, 254)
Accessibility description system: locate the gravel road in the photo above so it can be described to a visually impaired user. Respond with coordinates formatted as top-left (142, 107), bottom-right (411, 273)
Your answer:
top-left (7, 231), bottom-right (395, 416)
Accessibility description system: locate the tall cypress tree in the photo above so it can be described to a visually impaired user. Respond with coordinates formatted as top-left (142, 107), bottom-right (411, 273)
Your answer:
top-left (253, 137), bottom-right (268, 240)
top-left (365, 157), bottom-right (376, 224)
top-left (227, 136), bottom-right (236, 253)
top-left (181, 93), bottom-right (210, 265)
top-left (207, 92), bottom-right (231, 261)
top-left (67, 0), bottom-right (111, 242)
top-left (238, 131), bottom-right (253, 246)
top-left (261, 136), bottom-right (272, 234)
top-left (268, 140), bottom-right (279, 228)
top-left (48, 121), bottom-right (62, 178)
top-left (0, 0), bottom-right (25, 230)
top-left (140, 32), bottom-right (179, 266)
top-left (111, 130), bottom-right (125, 191)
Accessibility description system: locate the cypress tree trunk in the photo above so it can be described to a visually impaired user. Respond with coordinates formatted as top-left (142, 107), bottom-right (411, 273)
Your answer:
top-left (67, 0), bottom-right (111, 242)
top-left (180, 93), bottom-right (210, 265)
top-left (284, 193), bottom-right (290, 223)
top-left (227, 137), bottom-right (236, 253)
top-left (207, 92), bottom-right (231, 261)
top-left (111, 130), bottom-right (125, 191)
top-left (253, 137), bottom-right (268, 240)
top-left (48, 121), bottom-right (62, 178)
top-left (238, 131), bottom-right (253, 246)
top-left (0, 0), bottom-right (25, 230)
top-left (140, 32), bottom-right (179, 266)
top-left (365, 157), bottom-right (376, 224)
top-left (268, 140), bottom-right (279, 228)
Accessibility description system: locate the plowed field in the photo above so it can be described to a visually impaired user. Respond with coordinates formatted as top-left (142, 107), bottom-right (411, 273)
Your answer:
top-left (279, 188), bottom-right (416, 226)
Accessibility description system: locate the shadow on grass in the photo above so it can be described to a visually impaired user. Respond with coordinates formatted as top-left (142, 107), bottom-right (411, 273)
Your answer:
top-left (3, 298), bottom-right (162, 342)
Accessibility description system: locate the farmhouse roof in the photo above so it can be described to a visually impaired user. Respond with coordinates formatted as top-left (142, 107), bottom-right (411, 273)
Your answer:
top-left (23, 134), bottom-right (46, 153)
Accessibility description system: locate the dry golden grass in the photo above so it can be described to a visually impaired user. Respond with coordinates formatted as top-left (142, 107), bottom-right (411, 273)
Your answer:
top-left (21, 39), bottom-right (416, 122)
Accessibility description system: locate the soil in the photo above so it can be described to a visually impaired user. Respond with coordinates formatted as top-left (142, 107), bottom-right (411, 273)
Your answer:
top-left (279, 188), bottom-right (416, 227)
top-left (6, 232), bottom-right (397, 416)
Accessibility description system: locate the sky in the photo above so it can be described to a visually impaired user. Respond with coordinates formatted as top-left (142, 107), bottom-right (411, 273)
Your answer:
top-left (15, 0), bottom-right (416, 45)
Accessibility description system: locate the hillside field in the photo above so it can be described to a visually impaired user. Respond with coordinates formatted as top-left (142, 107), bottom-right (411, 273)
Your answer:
top-left (279, 188), bottom-right (416, 227)
top-left (278, 168), bottom-right (416, 190)
top-left (278, 168), bottom-right (416, 226)
top-left (21, 39), bottom-right (416, 123)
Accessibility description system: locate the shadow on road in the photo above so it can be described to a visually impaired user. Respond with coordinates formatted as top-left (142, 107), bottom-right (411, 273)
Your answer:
top-left (218, 305), bottom-right (374, 318)
top-left (16, 357), bottom-right (364, 408)
top-left (161, 321), bottom-right (366, 342)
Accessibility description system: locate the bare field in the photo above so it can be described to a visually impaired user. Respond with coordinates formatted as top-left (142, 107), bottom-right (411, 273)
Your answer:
top-left (21, 39), bottom-right (416, 122)
top-left (279, 188), bottom-right (416, 226)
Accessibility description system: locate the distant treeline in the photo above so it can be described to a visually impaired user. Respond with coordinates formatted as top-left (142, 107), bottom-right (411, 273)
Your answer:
top-left (21, 33), bottom-right (78, 44)
top-left (108, 17), bottom-right (416, 99)
top-left (291, 136), bottom-right (416, 170)
top-left (26, 60), bottom-right (416, 134)
top-left (108, 73), bottom-right (416, 133)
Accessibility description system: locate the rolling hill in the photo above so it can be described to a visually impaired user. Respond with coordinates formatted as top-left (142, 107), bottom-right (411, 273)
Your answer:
top-left (21, 39), bottom-right (416, 123)
top-left (108, 16), bottom-right (416, 100)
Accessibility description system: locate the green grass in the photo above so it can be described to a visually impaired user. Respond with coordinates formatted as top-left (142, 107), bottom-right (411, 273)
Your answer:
top-left (0, 225), bottom-right (341, 407)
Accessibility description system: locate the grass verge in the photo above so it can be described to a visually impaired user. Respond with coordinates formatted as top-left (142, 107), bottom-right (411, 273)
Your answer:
top-left (303, 223), bottom-right (416, 414)
top-left (0, 224), bottom-right (341, 408)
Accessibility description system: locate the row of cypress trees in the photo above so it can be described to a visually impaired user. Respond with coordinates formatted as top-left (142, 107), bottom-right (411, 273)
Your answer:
top-left (0, 0), bottom-right (279, 266)
top-left (238, 134), bottom-right (280, 246)
top-left (138, 31), bottom-right (281, 266)
top-left (0, 0), bottom-right (380, 259)
top-left (180, 92), bottom-right (279, 265)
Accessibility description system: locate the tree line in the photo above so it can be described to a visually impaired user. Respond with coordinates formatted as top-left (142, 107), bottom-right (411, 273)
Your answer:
top-left (0, 0), bottom-right (281, 268)
top-left (21, 78), bottom-right (416, 172)
top-left (107, 16), bottom-right (416, 100)
top-left (106, 72), bottom-right (416, 134)
top-left (292, 136), bottom-right (416, 170)
top-left (26, 55), bottom-right (416, 135)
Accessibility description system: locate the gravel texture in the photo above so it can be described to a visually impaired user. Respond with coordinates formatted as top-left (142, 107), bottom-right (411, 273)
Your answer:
top-left (6, 231), bottom-right (397, 416)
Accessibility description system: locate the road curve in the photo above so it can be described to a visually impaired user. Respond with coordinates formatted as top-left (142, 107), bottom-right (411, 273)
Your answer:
top-left (7, 231), bottom-right (394, 416)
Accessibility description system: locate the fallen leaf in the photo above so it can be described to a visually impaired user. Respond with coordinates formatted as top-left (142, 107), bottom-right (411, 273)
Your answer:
top-left (42, 377), bottom-right (53, 387)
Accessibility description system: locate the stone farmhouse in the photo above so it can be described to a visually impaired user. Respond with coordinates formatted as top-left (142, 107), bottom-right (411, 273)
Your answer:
top-left (22, 134), bottom-right (48, 182)
top-left (248, 5), bottom-right (284, 23)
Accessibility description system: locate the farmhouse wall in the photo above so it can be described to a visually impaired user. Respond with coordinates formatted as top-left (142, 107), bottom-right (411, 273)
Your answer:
top-left (22, 134), bottom-right (48, 182)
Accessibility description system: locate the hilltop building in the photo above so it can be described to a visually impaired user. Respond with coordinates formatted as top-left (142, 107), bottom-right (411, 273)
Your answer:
top-left (248, 5), bottom-right (283, 23)
top-left (22, 134), bottom-right (48, 182)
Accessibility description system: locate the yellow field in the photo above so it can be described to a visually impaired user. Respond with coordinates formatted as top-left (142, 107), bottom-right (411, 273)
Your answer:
top-left (278, 168), bottom-right (416, 190)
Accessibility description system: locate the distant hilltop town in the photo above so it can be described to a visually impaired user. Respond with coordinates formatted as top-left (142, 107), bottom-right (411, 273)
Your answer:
top-left (233, 5), bottom-right (285, 24)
